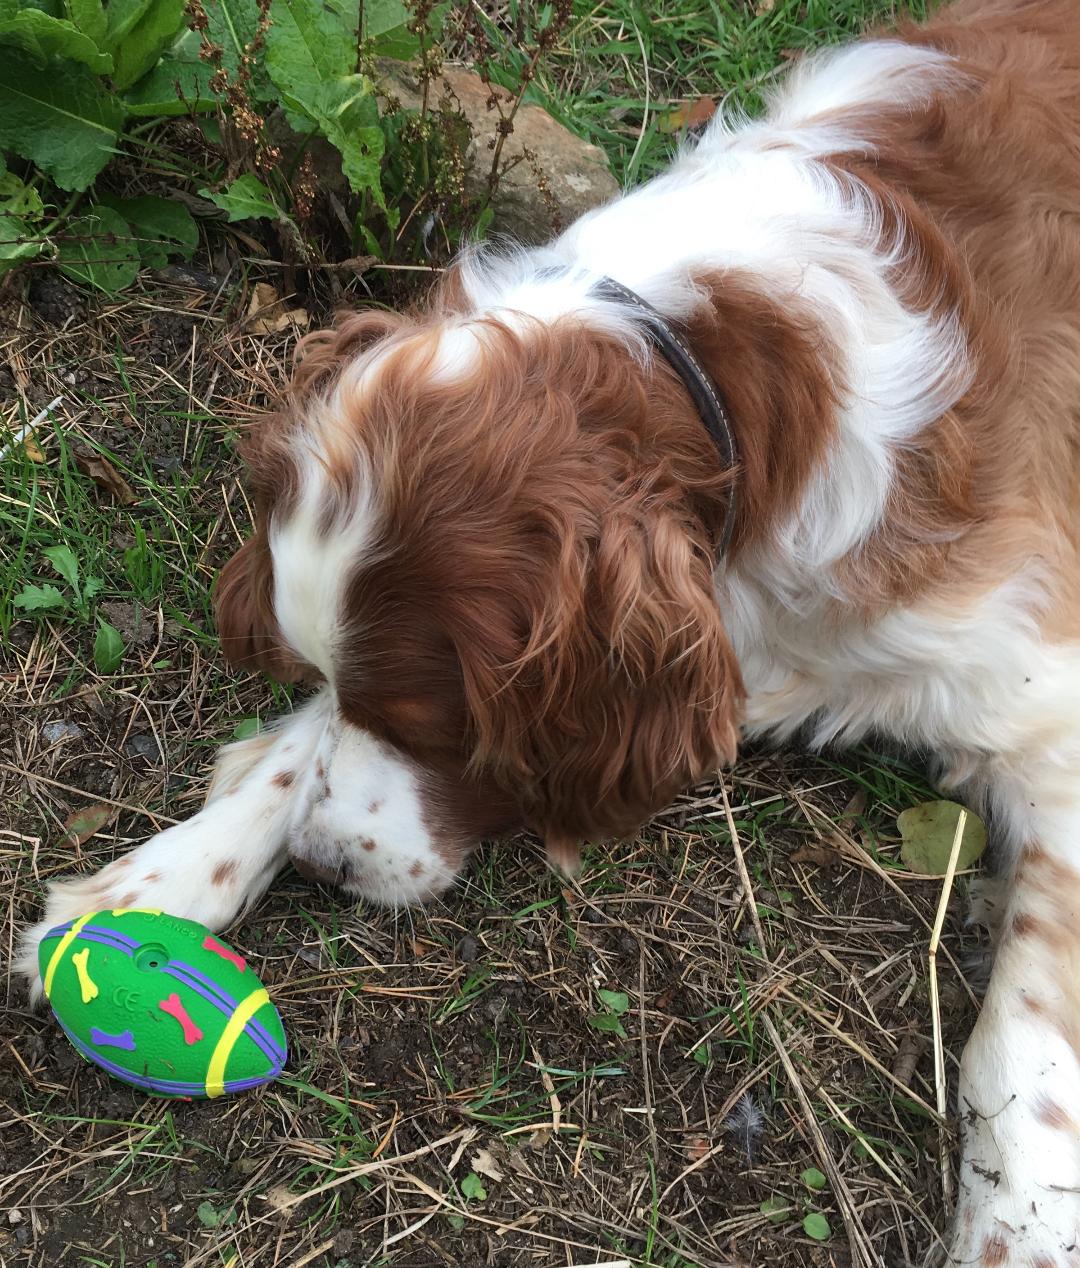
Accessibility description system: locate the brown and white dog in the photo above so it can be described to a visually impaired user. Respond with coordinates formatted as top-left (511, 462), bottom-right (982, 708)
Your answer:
top-left (21, 1), bottom-right (1080, 1260)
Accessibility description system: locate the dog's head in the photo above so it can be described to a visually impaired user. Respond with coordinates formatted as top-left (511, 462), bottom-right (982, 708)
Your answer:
top-left (215, 281), bottom-right (744, 895)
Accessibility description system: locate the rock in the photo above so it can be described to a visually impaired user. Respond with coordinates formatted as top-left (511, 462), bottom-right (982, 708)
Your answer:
top-left (42, 720), bottom-right (84, 744)
top-left (124, 734), bottom-right (163, 763)
top-left (380, 64), bottom-right (620, 245)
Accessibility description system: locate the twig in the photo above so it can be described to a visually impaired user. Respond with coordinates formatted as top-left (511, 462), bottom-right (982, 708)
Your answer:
top-left (929, 807), bottom-right (967, 1211)
top-left (0, 395), bottom-right (63, 461)
top-left (762, 1013), bottom-right (883, 1268)
top-left (721, 778), bottom-right (768, 955)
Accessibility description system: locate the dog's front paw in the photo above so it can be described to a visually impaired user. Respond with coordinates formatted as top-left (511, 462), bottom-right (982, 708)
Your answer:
top-left (18, 871), bottom-right (116, 1003)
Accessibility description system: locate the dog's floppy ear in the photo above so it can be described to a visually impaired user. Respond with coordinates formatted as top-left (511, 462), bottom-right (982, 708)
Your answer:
top-left (455, 495), bottom-right (743, 869)
top-left (213, 534), bottom-right (312, 683)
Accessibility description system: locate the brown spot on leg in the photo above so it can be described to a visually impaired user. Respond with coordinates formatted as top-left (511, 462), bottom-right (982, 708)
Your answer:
top-left (212, 860), bottom-right (238, 887)
top-left (1032, 1256), bottom-right (1056, 1268)
top-left (981, 1234), bottom-right (1009, 1267)
top-left (142, 871), bottom-right (161, 884)
top-left (271, 770), bottom-right (295, 789)
top-left (1022, 995), bottom-right (1047, 1017)
top-left (1034, 1093), bottom-right (1072, 1130)
top-left (119, 892), bottom-right (137, 909)
top-left (367, 799), bottom-right (384, 815)
top-left (1012, 911), bottom-right (1046, 939)
top-left (360, 838), bottom-right (376, 852)
top-left (409, 861), bottom-right (424, 879)
top-left (315, 759), bottom-right (326, 780)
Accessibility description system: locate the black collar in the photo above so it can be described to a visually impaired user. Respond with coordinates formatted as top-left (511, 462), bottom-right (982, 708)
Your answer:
top-left (591, 277), bottom-right (739, 556)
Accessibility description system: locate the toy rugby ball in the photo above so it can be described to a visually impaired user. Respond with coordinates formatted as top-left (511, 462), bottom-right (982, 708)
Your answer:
top-left (38, 909), bottom-right (286, 1098)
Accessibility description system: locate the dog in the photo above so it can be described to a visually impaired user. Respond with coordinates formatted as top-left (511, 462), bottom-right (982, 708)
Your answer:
top-left (20, 0), bottom-right (1080, 1260)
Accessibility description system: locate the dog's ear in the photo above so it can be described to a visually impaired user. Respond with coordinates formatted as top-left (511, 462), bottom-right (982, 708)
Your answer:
top-left (213, 535), bottom-right (312, 683)
top-left (455, 496), bottom-right (743, 869)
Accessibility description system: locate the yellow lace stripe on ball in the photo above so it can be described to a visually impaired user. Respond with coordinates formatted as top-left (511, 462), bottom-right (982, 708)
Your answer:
top-left (205, 987), bottom-right (269, 1098)
top-left (43, 912), bottom-right (95, 1000)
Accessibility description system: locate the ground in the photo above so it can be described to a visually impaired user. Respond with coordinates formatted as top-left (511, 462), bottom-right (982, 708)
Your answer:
top-left (0, 2), bottom-right (984, 1266)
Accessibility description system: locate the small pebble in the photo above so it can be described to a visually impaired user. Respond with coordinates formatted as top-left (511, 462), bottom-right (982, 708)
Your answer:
top-left (456, 934), bottom-right (480, 963)
top-left (42, 720), bottom-right (83, 744)
top-left (124, 734), bottom-right (162, 762)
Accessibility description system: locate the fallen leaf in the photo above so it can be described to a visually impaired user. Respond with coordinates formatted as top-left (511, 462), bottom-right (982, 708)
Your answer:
top-left (471, 1147), bottom-right (505, 1183)
top-left (411, 937), bottom-right (434, 957)
top-left (59, 803), bottom-right (116, 848)
top-left (790, 843), bottom-right (842, 869)
top-left (755, 0), bottom-right (775, 12)
top-left (22, 435), bottom-right (45, 462)
top-left (659, 96), bottom-right (716, 134)
top-left (839, 788), bottom-right (868, 822)
top-left (73, 448), bottom-right (137, 505)
top-left (897, 800), bottom-right (987, 875)
top-left (263, 1185), bottom-right (294, 1213)
top-left (245, 282), bottom-right (309, 335)
top-left (688, 1135), bottom-right (712, 1162)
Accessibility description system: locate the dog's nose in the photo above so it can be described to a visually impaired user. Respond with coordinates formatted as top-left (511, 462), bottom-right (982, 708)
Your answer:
top-left (289, 851), bottom-right (349, 886)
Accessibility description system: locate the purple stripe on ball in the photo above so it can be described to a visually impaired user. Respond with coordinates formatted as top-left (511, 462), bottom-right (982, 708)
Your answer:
top-left (165, 961), bottom-right (286, 1064)
top-left (64, 1023), bottom-right (283, 1096)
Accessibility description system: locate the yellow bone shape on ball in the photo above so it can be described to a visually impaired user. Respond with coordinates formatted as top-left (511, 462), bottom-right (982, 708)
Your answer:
top-left (71, 947), bottom-right (99, 1003)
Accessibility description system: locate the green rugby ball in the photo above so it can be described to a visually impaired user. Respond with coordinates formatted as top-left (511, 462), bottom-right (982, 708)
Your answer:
top-left (38, 909), bottom-right (286, 1098)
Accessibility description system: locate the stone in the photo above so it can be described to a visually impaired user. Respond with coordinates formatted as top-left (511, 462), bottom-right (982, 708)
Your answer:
top-left (380, 64), bottom-right (620, 245)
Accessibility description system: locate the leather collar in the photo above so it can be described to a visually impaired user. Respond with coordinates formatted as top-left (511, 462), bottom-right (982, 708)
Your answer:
top-left (592, 277), bottom-right (739, 556)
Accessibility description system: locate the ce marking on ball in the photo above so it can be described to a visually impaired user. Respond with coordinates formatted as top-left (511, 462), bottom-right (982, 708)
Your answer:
top-left (111, 986), bottom-right (142, 1012)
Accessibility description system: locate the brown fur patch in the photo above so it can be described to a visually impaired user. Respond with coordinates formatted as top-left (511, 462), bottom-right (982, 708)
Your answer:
top-left (1034, 1094), bottom-right (1072, 1131)
top-left (211, 860), bottom-right (238, 887)
top-left (409, 861), bottom-right (424, 879)
top-left (1012, 911), bottom-right (1045, 939)
top-left (271, 770), bottom-right (295, 789)
top-left (981, 1234), bottom-right (1009, 1268)
top-left (360, 838), bottom-right (376, 852)
top-left (142, 871), bottom-right (161, 884)
top-left (119, 892), bottom-right (137, 909)
top-left (367, 799), bottom-right (384, 815)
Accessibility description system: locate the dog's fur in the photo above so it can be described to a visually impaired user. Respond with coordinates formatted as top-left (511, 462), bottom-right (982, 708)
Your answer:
top-left (21, 1), bottom-right (1080, 1260)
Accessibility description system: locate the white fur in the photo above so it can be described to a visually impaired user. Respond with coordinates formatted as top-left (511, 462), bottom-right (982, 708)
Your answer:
top-left (19, 36), bottom-right (1080, 1264)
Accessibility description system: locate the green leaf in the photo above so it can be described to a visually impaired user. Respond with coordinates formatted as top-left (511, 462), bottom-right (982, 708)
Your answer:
top-left (199, 173), bottom-right (279, 222)
top-left (0, 212), bottom-right (45, 274)
top-left (195, 1200), bottom-right (220, 1228)
top-left (801, 1167), bottom-right (827, 1192)
top-left (232, 717), bottom-right (262, 740)
top-left (587, 1012), bottom-right (627, 1039)
top-left (802, 1213), bottom-right (831, 1241)
top-left (0, 51), bottom-right (125, 191)
top-left (82, 576), bottom-right (104, 601)
top-left (94, 620), bottom-right (125, 673)
top-left (0, 8), bottom-right (113, 71)
top-left (109, 0), bottom-right (186, 90)
top-left (460, 1172), bottom-right (487, 1202)
top-left (13, 583), bottom-right (67, 611)
top-left (597, 989), bottom-right (630, 1016)
top-left (363, 0), bottom-right (418, 60)
top-left (64, 0), bottom-right (106, 48)
top-left (204, 0), bottom-right (272, 97)
top-left (897, 800), bottom-right (987, 875)
top-left (691, 1041), bottom-right (711, 1067)
top-left (0, 171), bottom-right (44, 218)
top-left (279, 76), bottom-right (384, 200)
top-left (266, 0), bottom-right (353, 110)
top-left (44, 544), bottom-right (80, 589)
top-left (103, 0), bottom-right (152, 47)
top-left (57, 206), bottom-right (141, 292)
top-left (124, 42), bottom-right (218, 115)
top-left (759, 1196), bottom-right (789, 1226)
top-left (97, 193), bottom-right (197, 267)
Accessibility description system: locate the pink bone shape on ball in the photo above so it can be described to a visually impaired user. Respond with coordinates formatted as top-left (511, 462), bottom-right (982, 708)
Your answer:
top-left (158, 993), bottom-right (204, 1045)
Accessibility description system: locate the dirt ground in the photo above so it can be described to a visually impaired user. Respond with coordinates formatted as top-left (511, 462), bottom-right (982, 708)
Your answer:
top-left (0, 263), bottom-right (984, 1268)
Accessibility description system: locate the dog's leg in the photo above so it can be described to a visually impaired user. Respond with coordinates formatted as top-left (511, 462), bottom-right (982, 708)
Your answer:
top-left (949, 783), bottom-right (1080, 1266)
top-left (18, 690), bottom-right (334, 1000)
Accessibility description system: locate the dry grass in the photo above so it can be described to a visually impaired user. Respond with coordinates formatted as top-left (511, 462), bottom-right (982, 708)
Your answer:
top-left (0, 267), bottom-right (986, 1268)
